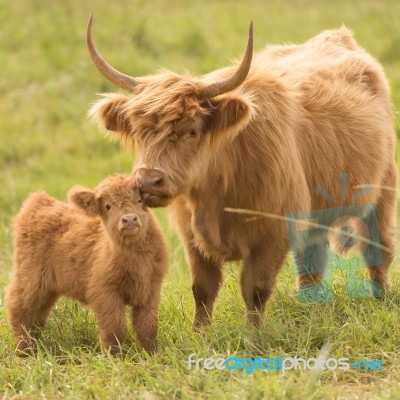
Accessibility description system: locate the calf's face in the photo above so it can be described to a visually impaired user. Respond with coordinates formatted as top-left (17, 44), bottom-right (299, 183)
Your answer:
top-left (68, 175), bottom-right (149, 244)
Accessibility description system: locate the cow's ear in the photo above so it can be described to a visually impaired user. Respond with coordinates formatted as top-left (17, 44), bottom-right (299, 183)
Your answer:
top-left (68, 186), bottom-right (99, 216)
top-left (89, 94), bottom-right (130, 133)
top-left (204, 95), bottom-right (255, 148)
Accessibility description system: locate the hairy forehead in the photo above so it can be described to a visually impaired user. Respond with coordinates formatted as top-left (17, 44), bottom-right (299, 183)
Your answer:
top-left (96, 175), bottom-right (139, 201)
top-left (139, 114), bottom-right (203, 137)
top-left (124, 77), bottom-right (208, 134)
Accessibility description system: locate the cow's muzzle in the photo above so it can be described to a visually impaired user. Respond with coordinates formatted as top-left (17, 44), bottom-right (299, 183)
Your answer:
top-left (136, 168), bottom-right (173, 207)
top-left (137, 168), bottom-right (166, 192)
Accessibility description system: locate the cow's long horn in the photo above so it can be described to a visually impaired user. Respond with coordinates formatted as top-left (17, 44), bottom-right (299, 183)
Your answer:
top-left (203, 21), bottom-right (253, 99)
top-left (87, 13), bottom-right (139, 91)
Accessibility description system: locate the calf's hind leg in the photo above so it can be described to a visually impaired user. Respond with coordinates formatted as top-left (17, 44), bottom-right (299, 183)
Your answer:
top-left (6, 282), bottom-right (42, 351)
top-left (36, 292), bottom-right (59, 327)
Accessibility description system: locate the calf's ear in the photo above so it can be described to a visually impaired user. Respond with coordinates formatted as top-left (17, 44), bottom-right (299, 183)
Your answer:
top-left (89, 93), bottom-right (131, 133)
top-left (68, 186), bottom-right (99, 216)
top-left (204, 94), bottom-right (255, 149)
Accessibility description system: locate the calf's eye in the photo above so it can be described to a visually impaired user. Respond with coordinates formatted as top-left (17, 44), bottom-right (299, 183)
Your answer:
top-left (137, 199), bottom-right (143, 204)
top-left (105, 204), bottom-right (112, 211)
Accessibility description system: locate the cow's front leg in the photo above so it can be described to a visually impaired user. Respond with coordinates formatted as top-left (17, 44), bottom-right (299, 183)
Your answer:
top-left (240, 240), bottom-right (289, 326)
top-left (188, 245), bottom-right (223, 328)
top-left (169, 198), bottom-right (223, 328)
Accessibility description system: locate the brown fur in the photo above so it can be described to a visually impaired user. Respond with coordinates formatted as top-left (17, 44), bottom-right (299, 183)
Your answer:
top-left (90, 28), bottom-right (397, 326)
top-left (6, 175), bottom-right (168, 353)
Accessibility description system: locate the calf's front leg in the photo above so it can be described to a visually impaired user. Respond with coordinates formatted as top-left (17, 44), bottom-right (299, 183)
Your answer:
top-left (132, 305), bottom-right (158, 353)
top-left (91, 292), bottom-right (127, 355)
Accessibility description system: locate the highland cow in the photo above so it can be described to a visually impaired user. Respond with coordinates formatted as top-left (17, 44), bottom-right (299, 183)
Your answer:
top-left (87, 15), bottom-right (397, 326)
top-left (7, 175), bottom-right (168, 353)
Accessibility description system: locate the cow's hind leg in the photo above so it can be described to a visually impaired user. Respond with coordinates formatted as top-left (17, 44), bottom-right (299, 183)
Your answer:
top-left (293, 242), bottom-right (329, 302)
top-left (240, 240), bottom-right (289, 326)
top-left (364, 164), bottom-right (397, 297)
top-left (295, 242), bottom-right (327, 287)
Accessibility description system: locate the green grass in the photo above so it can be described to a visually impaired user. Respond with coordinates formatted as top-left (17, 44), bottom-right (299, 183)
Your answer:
top-left (1, 0), bottom-right (400, 398)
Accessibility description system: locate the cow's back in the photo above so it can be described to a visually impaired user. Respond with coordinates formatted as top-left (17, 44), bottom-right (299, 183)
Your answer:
top-left (246, 28), bottom-right (395, 211)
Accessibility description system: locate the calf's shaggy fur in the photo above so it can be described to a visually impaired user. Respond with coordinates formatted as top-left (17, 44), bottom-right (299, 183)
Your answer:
top-left (6, 175), bottom-right (168, 353)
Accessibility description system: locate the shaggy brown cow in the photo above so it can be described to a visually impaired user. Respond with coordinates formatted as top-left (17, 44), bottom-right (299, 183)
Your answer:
top-left (7, 175), bottom-right (168, 353)
top-left (87, 15), bottom-right (397, 326)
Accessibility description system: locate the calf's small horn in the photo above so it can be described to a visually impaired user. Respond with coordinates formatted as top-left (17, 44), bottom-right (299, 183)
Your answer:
top-left (86, 13), bottom-right (140, 91)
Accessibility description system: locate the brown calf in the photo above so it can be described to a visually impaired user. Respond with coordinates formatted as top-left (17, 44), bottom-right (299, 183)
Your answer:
top-left (87, 16), bottom-right (397, 326)
top-left (6, 174), bottom-right (168, 353)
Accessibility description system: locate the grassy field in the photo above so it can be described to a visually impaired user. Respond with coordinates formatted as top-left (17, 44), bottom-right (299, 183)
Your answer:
top-left (1, 0), bottom-right (400, 398)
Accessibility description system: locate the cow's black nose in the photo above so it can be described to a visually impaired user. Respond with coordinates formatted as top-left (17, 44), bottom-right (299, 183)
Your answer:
top-left (136, 168), bottom-right (166, 193)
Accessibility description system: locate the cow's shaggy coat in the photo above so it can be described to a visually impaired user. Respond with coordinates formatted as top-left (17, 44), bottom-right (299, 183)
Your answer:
top-left (88, 19), bottom-right (397, 326)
